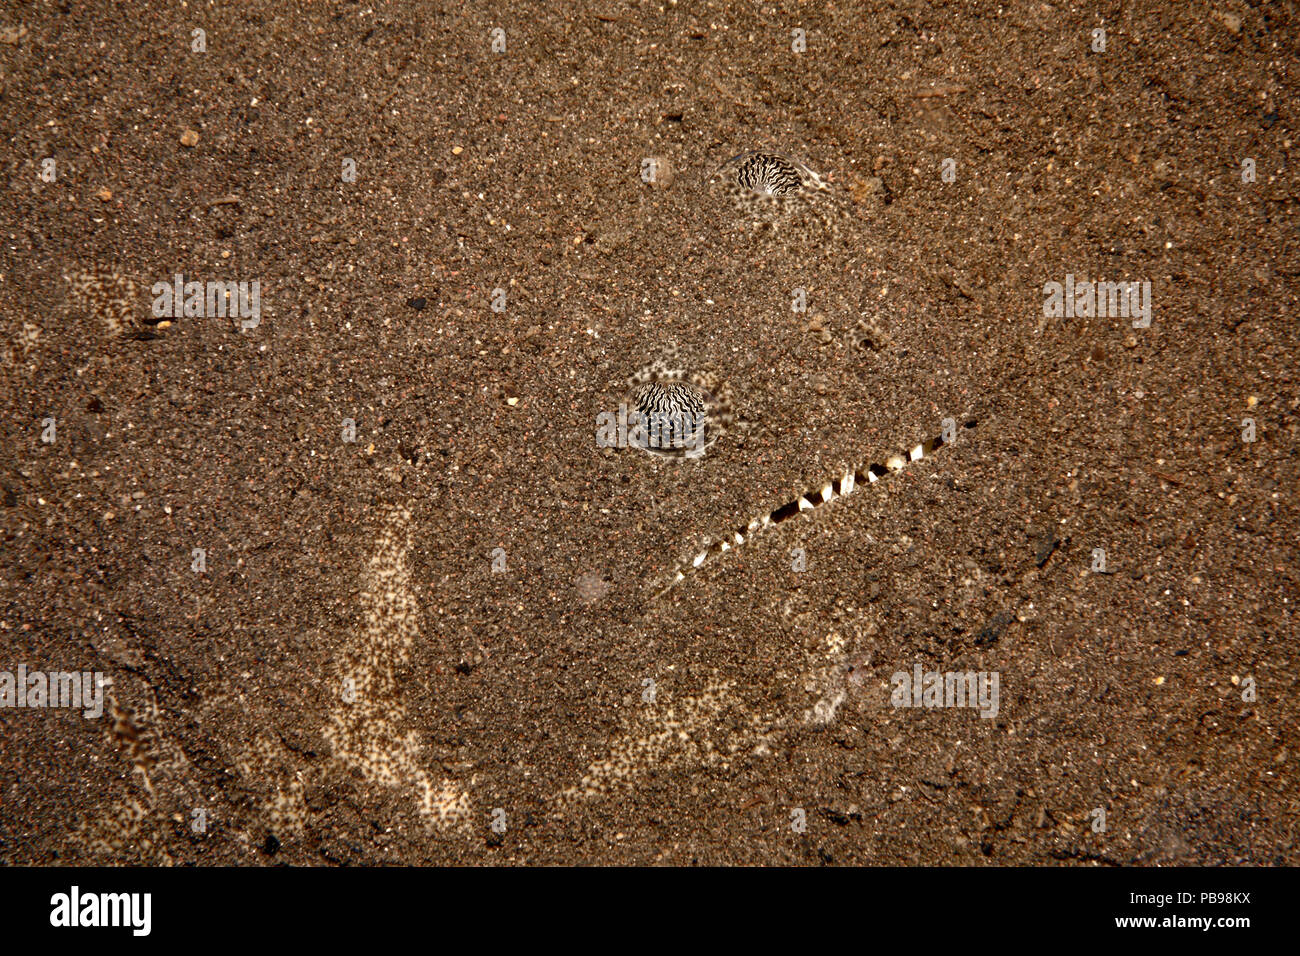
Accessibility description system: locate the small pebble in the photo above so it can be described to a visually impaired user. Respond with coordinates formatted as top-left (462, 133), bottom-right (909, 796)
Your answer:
top-left (180, 129), bottom-right (200, 147)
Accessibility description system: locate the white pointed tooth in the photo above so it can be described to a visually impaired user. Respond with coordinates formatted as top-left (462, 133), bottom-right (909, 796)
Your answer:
top-left (886, 455), bottom-right (905, 471)
top-left (798, 496), bottom-right (814, 512)
top-left (692, 551), bottom-right (707, 568)
top-left (821, 482), bottom-right (834, 503)
top-left (720, 541), bottom-right (730, 552)
top-left (867, 470), bottom-right (879, 483)
top-left (735, 532), bottom-right (745, 545)
top-left (748, 518), bottom-right (761, 533)
top-left (674, 572), bottom-right (685, 584)
top-left (760, 514), bottom-right (772, 528)
top-left (910, 444), bottom-right (924, 461)
top-left (841, 471), bottom-right (855, 495)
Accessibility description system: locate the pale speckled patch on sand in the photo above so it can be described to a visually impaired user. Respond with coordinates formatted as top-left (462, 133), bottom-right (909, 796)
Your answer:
top-left (322, 504), bottom-right (473, 831)
top-left (803, 629), bottom-right (853, 725)
top-left (71, 687), bottom-right (199, 864)
top-left (66, 267), bottom-right (142, 335)
top-left (552, 636), bottom-right (871, 807)
top-left (233, 731), bottom-right (309, 838)
top-left (555, 676), bottom-right (779, 806)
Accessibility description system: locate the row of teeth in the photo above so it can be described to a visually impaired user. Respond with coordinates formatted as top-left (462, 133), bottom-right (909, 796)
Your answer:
top-left (658, 425), bottom-right (972, 596)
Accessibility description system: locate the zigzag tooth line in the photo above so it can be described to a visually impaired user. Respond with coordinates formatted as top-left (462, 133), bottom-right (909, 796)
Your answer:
top-left (653, 421), bottom-right (976, 599)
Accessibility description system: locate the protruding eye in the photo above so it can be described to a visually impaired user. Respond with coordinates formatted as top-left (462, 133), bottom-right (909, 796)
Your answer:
top-left (628, 382), bottom-right (709, 453)
top-left (732, 152), bottom-right (805, 197)
top-left (622, 357), bottom-right (733, 460)
top-left (709, 150), bottom-right (829, 226)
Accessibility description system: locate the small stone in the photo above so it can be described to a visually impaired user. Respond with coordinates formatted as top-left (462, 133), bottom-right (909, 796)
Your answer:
top-left (644, 155), bottom-right (674, 188)
top-left (574, 572), bottom-right (610, 604)
top-left (850, 175), bottom-right (884, 204)
top-left (180, 129), bottom-right (200, 148)
top-left (96, 187), bottom-right (113, 201)
top-left (1212, 11), bottom-right (1243, 33)
top-left (406, 296), bottom-right (427, 310)
top-left (452, 145), bottom-right (464, 155)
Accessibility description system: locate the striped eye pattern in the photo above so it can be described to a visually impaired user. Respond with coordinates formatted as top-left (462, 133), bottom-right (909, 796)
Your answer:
top-left (711, 150), bottom-right (831, 222)
top-left (628, 381), bottom-right (710, 455)
top-left (731, 152), bottom-right (810, 197)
